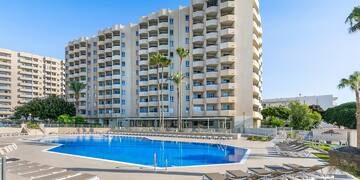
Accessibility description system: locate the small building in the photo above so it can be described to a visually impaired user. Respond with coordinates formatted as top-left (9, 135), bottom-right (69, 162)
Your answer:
top-left (262, 94), bottom-right (337, 110)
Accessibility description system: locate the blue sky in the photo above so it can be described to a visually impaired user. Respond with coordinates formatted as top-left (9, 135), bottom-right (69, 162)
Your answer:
top-left (0, 0), bottom-right (359, 104)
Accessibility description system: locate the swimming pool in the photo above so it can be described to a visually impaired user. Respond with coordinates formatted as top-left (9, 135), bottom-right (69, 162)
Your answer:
top-left (40, 135), bottom-right (248, 168)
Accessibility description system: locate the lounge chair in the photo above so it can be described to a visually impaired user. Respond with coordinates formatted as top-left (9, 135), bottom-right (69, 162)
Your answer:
top-left (248, 167), bottom-right (272, 177)
top-left (34, 170), bottom-right (80, 180)
top-left (225, 170), bottom-right (250, 179)
top-left (21, 167), bottom-right (66, 178)
top-left (65, 173), bottom-right (100, 180)
top-left (265, 165), bottom-right (292, 174)
top-left (203, 173), bottom-right (228, 180)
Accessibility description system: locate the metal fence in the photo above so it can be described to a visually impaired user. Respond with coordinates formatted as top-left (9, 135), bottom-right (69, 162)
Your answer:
top-left (43, 124), bottom-right (108, 128)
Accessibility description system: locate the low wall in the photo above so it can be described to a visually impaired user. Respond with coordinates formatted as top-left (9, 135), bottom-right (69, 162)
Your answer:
top-left (329, 147), bottom-right (360, 170)
top-left (57, 127), bottom-right (110, 134)
top-left (243, 128), bottom-right (277, 137)
top-left (0, 127), bottom-right (22, 134)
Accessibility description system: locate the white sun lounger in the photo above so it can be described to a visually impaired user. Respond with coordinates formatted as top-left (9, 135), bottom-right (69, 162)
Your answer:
top-left (34, 170), bottom-right (80, 180)
top-left (65, 173), bottom-right (100, 180)
top-left (21, 167), bottom-right (66, 178)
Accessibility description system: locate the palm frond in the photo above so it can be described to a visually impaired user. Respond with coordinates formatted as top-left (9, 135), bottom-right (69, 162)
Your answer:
top-left (345, 6), bottom-right (360, 33)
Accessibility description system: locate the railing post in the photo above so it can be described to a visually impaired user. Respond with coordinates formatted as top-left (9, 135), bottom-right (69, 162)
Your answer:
top-left (1, 156), bottom-right (6, 180)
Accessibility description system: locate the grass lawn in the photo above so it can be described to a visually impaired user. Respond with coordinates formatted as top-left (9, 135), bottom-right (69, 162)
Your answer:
top-left (312, 153), bottom-right (329, 160)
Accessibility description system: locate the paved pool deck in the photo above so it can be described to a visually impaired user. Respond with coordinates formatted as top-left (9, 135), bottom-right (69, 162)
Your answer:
top-left (2, 135), bottom-right (324, 180)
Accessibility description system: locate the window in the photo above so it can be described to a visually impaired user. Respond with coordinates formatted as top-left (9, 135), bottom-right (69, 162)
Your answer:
top-left (93, 67), bottom-right (97, 72)
top-left (170, 85), bottom-right (174, 91)
top-left (121, 33), bottom-right (125, 38)
top-left (121, 52), bottom-right (125, 57)
top-left (186, 95), bottom-right (190, 101)
top-left (93, 50), bottom-right (97, 55)
top-left (186, 84), bottom-right (190, 90)
top-left (185, 26), bottom-right (189, 33)
top-left (121, 99), bottom-right (126, 105)
top-left (136, 31), bottom-right (139, 36)
top-left (185, 61), bottom-right (190, 67)
top-left (170, 30), bottom-right (174, 35)
top-left (170, 96), bottom-right (174, 102)
top-left (122, 81), bottom-right (126, 85)
top-left (185, 72), bottom-right (189, 77)
top-left (170, 41), bottom-right (174, 47)
top-left (93, 59), bottom-right (97, 63)
top-left (185, 15), bottom-right (189, 21)
top-left (121, 62), bottom-right (125, 67)
top-left (185, 38), bottom-right (189, 44)
top-left (170, 52), bottom-right (174, 58)
top-left (169, 18), bottom-right (174, 24)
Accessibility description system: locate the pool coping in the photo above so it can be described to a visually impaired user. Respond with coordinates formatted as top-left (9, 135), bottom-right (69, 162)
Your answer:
top-left (28, 134), bottom-right (251, 170)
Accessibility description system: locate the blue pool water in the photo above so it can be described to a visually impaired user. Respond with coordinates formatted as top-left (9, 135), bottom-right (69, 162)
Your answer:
top-left (40, 135), bottom-right (248, 167)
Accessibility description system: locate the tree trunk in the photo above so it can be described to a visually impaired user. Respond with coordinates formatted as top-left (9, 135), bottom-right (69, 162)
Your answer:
top-left (179, 58), bottom-right (182, 132)
top-left (177, 86), bottom-right (180, 131)
top-left (156, 66), bottom-right (161, 129)
top-left (355, 87), bottom-right (360, 148)
top-left (75, 94), bottom-right (80, 116)
top-left (160, 66), bottom-right (164, 131)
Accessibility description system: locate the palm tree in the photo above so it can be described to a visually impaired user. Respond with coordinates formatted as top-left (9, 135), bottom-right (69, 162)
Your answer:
top-left (69, 81), bottom-right (86, 115)
top-left (175, 48), bottom-right (189, 131)
top-left (338, 71), bottom-right (360, 147)
top-left (159, 57), bottom-right (172, 130)
top-left (149, 53), bottom-right (163, 128)
top-left (345, 5), bottom-right (360, 33)
top-left (169, 73), bottom-right (185, 131)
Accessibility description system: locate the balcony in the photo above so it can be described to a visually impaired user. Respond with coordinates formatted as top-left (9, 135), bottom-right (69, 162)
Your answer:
top-left (253, 21), bottom-right (262, 37)
top-left (112, 55), bottom-right (121, 60)
top-left (139, 70), bottom-right (148, 76)
top-left (253, 59), bottom-right (260, 71)
top-left (148, 68), bottom-right (157, 74)
top-left (148, 36), bottom-right (158, 42)
top-left (148, 47), bottom-right (158, 53)
top-left (253, 111), bottom-right (262, 119)
top-left (112, 36), bottom-right (121, 41)
top-left (253, 72), bottom-right (260, 83)
top-left (253, 98), bottom-right (261, 107)
top-left (139, 60), bottom-right (148, 65)
top-left (193, 73), bottom-right (205, 80)
top-left (192, 36), bottom-right (204, 43)
top-left (148, 25), bottom-right (158, 32)
top-left (253, 8), bottom-right (262, 25)
top-left (220, 42), bottom-right (236, 50)
top-left (193, 23), bottom-right (204, 31)
top-left (158, 45), bottom-right (168, 51)
top-left (139, 39), bottom-right (148, 45)
top-left (193, 61), bottom-right (204, 67)
top-left (139, 81), bottom-right (148, 86)
top-left (220, 1), bottom-right (235, 10)
top-left (220, 28), bottom-right (235, 37)
top-left (206, 32), bottom-right (218, 40)
top-left (205, 97), bottom-right (218, 104)
top-left (253, 34), bottom-right (262, 48)
top-left (193, 11), bottom-right (204, 19)
top-left (158, 22), bottom-right (169, 28)
top-left (193, 48), bottom-right (204, 55)
top-left (206, 111), bottom-right (219, 116)
top-left (253, 85), bottom-right (260, 96)
top-left (220, 69), bottom-right (236, 76)
top-left (206, 71), bottom-right (218, 78)
top-left (139, 49), bottom-right (148, 55)
top-left (192, 0), bottom-right (204, 5)
top-left (220, 110), bottom-right (235, 116)
top-left (205, 84), bottom-right (218, 91)
top-left (220, 56), bottom-right (235, 63)
top-left (139, 91), bottom-right (148, 96)
top-left (221, 83), bottom-right (235, 89)
top-left (206, 45), bottom-right (218, 53)
top-left (205, 6), bottom-right (218, 15)
top-left (112, 46), bottom-right (121, 51)
top-left (193, 85), bottom-right (204, 92)
top-left (220, 15), bottom-right (235, 24)
top-left (148, 91), bottom-right (158, 96)
top-left (220, 96), bottom-right (235, 103)
top-left (206, 58), bottom-right (219, 65)
top-left (158, 33), bottom-right (168, 40)
top-left (253, 47), bottom-right (260, 59)
top-left (139, 101), bottom-right (148, 106)
top-left (139, 29), bottom-right (147, 34)
top-left (206, 19), bottom-right (218, 27)
top-left (192, 98), bottom-right (205, 105)
top-left (148, 80), bottom-right (158, 85)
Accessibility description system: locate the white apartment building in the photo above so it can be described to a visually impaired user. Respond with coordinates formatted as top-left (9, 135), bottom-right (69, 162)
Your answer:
top-left (65, 0), bottom-right (263, 131)
top-left (0, 48), bottom-right (65, 119)
top-left (263, 95), bottom-right (337, 110)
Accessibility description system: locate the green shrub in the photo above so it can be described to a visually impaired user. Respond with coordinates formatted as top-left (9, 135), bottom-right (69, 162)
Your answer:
top-left (26, 122), bottom-right (39, 129)
top-left (57, 114), bottom-right (74, 124)
top-left (247, 135), bottom-right (272, 141)
top-left (73, 116), bottom-right (85, 124)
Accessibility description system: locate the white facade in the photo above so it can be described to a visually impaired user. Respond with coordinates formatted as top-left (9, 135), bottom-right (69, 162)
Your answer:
top-left (262, 95), bottom-right (337, 110)
top-left (65, 0), bottom-right (263, 130)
